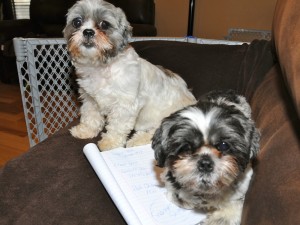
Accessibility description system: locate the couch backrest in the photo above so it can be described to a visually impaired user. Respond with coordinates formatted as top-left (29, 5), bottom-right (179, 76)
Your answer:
top-left (108, 0), bottom-right (155, 25)
top-left (29, 0), bottom-right (156, 37)
top-left (2, 0), bottom-right (16, 19)
top-left (30, 0), bottom-right (75, 25)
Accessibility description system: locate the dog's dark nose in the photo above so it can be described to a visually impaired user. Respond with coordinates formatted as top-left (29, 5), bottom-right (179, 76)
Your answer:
top-left (198, 155), bottom-right (214, 173)
top-left (83, 29), bottom-right (95, 38)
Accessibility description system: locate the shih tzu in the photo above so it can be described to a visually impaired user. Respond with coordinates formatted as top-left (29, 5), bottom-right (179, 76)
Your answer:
top-left (63, 0), bottom-right (196, 151)
top-left (152, 90), bottom-right (260, 225)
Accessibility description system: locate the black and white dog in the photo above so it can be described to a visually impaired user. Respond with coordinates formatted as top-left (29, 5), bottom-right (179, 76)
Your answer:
top-left (152, 90), bottom-right (260, 225)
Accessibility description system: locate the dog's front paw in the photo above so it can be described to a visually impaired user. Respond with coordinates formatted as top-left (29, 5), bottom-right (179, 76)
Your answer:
top-left (200, 206), bottom-right (241, 225)
top-left (200, 216), bottom-right (240, 225)
top-left (126, 130), bottom-right (154, 148)
top-left (165, 191), bottom-right (195, 210)
top-left (97, 134), bottom-right (126, 151)
top-left (126, 136), bottom-right (151, 148)
top-left (70, 124), bottom-right (99, 139)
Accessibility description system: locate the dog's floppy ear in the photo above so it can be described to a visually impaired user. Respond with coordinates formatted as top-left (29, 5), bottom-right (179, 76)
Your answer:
top-left (152, 114), bottom-right (181, 167)
top-left (152, 111), bottom-right (196, 167)
top-left (115, 7), bottom-right (132, 47)
top-left (122, 24), bottom-right (132, 44)
top-left (249, 126), bottom-right (261, 159)
top-left (152, 125), bottom-right (167, 167)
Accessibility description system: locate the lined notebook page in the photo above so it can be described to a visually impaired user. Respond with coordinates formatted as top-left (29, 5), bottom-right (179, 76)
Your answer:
top-left (84, 143), bottom-right (206, 225)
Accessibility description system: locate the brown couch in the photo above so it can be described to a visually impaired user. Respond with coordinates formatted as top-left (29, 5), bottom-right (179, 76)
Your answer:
top-left (0, 0), bottom-right (299, 224)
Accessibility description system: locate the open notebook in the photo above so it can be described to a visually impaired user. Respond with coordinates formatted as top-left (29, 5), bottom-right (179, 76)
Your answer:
top-left (83, 143), bottom-right (206, 225)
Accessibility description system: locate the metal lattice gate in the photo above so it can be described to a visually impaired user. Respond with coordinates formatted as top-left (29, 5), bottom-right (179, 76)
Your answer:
top-left (14, 38), bottom-right (79, 146)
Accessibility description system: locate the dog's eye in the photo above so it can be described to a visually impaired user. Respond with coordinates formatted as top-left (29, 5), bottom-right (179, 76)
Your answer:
top-left (72, 17), bottom-right (82, 28)
top-left (215, 142), bottom-right (230, 152)
top-left (100, 21), bottom-right (110, 30)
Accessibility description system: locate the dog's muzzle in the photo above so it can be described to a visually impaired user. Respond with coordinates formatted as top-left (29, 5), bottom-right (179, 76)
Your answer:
top-left (198, 155), bottom-right (214, 173)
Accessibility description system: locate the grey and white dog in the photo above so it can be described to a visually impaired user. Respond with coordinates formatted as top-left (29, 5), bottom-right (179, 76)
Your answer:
top-left (152, 90), bottom-right (260, 225)
top-left (63, 0), bottom-right (196, 151)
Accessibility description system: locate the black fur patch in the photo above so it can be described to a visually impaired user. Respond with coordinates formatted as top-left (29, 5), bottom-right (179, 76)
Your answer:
top-left (166, 170), bottom-right (182, 190)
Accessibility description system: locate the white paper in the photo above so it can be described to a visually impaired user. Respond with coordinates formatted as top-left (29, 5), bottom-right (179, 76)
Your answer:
top-left (83, 143), bottom-right (206, 225)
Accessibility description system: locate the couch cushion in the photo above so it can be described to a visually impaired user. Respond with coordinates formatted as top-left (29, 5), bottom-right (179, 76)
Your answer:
top-left (273, 0), bottom-right (300, 117)
top-left (241, 65), bottom-right (300, 224)
top-left (131, 40), bottom-right (273, 100)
